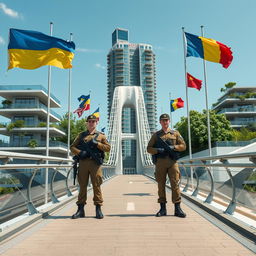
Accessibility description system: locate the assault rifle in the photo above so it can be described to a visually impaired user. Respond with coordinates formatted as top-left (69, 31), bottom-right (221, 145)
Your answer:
top-left (158, 137), bottom-right (180, 161)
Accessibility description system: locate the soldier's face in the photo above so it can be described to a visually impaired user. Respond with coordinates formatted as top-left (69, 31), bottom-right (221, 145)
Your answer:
top-left (160, 119), bottom-right (170, 129)
top-left (87, 120), bottom-right (98, 130)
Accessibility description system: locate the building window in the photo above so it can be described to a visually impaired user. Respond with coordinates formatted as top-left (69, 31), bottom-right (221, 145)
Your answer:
top-left (15, 97), bottom-right (36, 107)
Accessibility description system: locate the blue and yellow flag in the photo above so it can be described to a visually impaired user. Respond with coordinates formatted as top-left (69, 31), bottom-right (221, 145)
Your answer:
top-left (92, 107), bottom-right (100, 119)
top-left (8, 28), bottom-right (75, 70)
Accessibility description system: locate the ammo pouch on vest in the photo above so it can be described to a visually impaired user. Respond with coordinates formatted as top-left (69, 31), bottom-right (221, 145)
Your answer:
top-left (78, 132), bottom-right (105, 165)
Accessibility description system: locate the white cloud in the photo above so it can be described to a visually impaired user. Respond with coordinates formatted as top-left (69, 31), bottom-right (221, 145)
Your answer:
top-left (0, 3), bottom-right (20, 18)
top-left (77, 48), bottom-right (102, 53)
top-left (95, 63), bottom-right (105, 70)
top-left (0, 36), bottom-right (5, 45)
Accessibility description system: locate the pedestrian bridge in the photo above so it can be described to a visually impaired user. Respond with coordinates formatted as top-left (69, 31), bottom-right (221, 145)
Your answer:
top-left (0, 151), bottom-right (255, 255)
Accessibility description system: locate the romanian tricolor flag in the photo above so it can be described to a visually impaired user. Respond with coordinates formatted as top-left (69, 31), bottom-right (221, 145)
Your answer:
top-left (187, 73), bottom-right (202, 91)
top-left (8, 28), bottom-right (75, 70)
top-left (185, 32), bottom-right (233, 69)
top-left (92, 107), bottom-right (100, 120)
top-left (170, 98), bottom-right (184, 112)
top-left (73, 94), bottom-right (90, 118)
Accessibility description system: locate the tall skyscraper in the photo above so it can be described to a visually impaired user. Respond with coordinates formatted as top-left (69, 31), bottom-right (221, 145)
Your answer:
top-left (107, 28), bottom-right (157, 133)
top-left (107, 28), bottom-right (157, 173)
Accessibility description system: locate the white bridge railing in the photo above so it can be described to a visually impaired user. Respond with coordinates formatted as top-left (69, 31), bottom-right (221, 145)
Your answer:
top-left (143, 152), bottom-right (256, 215)
top-left (0, 151), bottom-right (116, 222)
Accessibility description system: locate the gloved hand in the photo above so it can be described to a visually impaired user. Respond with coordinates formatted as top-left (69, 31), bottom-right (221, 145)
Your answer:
top-left (78, 150), bottom-right (89, 159)
top-left (168, 145), bottom-right (175, 151)
top-left (156, 148), bottom-right (165, 154)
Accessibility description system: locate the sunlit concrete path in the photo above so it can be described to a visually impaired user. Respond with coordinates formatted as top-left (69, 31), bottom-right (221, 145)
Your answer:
top-left (0, 175), bottom-right (254, 256)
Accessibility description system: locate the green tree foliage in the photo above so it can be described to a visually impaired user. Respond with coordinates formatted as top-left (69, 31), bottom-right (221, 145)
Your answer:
top-left (56, 113), bottom-right (87, 144)
top-left (0, 177), bottom-right (20, 195)
top-left (174, 110), bottom-right (233, 153)
top-left (220, 82), bottom-right (236, 93)
top-left (231, 128), bottom-right (256, 141)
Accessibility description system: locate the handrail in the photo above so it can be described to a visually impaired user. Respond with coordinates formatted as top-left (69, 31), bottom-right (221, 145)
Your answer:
top-left (0, 151), bottom-right (116, 220)
top-left (0, 150), bottom-right (73, 162)
top-left (143, 152), bottom-right (256, 216)
top-left (179, 152), bottom-right (256, 162)
top-left (178, 152), bottom-right (256, 215)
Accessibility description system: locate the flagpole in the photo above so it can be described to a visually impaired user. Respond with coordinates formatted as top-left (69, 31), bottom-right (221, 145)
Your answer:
top-left (67, 33), bottom-right (73, 158)
top-left (169, 92), bottom-right (173, 129)
top-left (182, 27), bottom-right (193, 189)
top-left (45, 22), bottom-right (53, 204)
top-left (201, 25), bottom-right (212, 157)
top-left (89, 90), bottom-right (91, 115)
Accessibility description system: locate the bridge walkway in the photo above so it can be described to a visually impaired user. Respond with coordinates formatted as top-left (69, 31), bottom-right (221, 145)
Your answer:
top-left (0, 175), bottom-right (254, 256)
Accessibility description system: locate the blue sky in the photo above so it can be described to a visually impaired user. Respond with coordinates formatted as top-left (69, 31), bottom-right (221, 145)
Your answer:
top-left (0, 0), bottom-right (255, 133)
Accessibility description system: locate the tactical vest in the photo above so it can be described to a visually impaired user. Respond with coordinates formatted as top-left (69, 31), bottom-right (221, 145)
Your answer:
top-left (79, 131), bottom-right (105, 164)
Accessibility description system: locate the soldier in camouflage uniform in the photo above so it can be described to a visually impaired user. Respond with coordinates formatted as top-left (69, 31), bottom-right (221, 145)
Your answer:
top-left (147, 114), bottom-right (186, 218)
top-left (70, 115), bottom-right (111, 219)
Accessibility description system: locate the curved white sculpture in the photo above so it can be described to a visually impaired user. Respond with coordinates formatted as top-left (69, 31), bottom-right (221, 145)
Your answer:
top-left (107, 86), bottom-right (153, 174)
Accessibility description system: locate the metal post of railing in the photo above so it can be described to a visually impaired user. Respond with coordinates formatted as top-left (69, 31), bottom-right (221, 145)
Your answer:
top-left (192, 166), bottom-right (199, 197)
top-left (220, 159), bottom-right (237, 215)
top-left (65, 167), bottom-right (73, 197)
top-left (27, 168), bottom-right (39, 214)
top-left (181, 164), bottom-right (189, 192)
top-left (203, 164), bottom-right (214, 204)
top-left (50, 168), bottom-right (60, 203)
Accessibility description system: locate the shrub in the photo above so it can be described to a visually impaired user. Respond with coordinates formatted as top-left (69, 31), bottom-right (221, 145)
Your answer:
top-left (37, 122), bottom-right (46, 127)
top-left (27, 139), bottom-right (38, 148)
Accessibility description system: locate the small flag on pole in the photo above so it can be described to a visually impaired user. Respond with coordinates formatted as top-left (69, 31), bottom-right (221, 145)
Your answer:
top-left (73, 94), bottom-right (90, 118)
top-left (170, 98), bottom-right (184, 112)
top-left (187, 73), bottom-right (202, 91)
top-left (185, 32), bottom-right (233, 68)
top-left (92, 107), bottom-right (100, 120)
top-left (8, 28), bottom-right (75, 70)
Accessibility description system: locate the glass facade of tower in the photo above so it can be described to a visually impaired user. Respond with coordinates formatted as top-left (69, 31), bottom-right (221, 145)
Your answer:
top-left (107, 28), bottom-right (157, 172)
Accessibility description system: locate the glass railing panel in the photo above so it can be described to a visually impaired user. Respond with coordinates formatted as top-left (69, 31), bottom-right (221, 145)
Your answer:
top-left (0, 162), bottom-right (73, 223)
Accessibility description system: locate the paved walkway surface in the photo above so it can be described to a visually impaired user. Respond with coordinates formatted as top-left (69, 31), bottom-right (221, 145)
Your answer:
top-left (0, 175), bottom-right (254, 256)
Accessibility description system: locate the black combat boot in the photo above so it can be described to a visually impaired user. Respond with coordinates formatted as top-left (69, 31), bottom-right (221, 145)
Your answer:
top-left (174, 202), bottom-right (186, 218)
top-left (155, 203), bottom-right (167, 217)
top-left (71, 204), bottom-right (85, 219)
top-left (96, 205), bottom-right (104, 219)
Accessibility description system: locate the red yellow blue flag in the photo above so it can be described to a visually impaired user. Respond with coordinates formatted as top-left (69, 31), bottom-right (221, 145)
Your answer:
top-left (170, 98), bottom-right (184, 112)
top-left (8, 28), bottom-right (75, 70)
top-left (185, 32), bottom-right (233, 69)
top-left (73, 94), bottom-right (90, 117)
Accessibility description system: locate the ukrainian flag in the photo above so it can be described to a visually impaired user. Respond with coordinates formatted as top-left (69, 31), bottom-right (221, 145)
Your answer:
top-left (92, 107), bottom-right (100, 119)
top-left (8, 28), bottom-right (75, 70)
